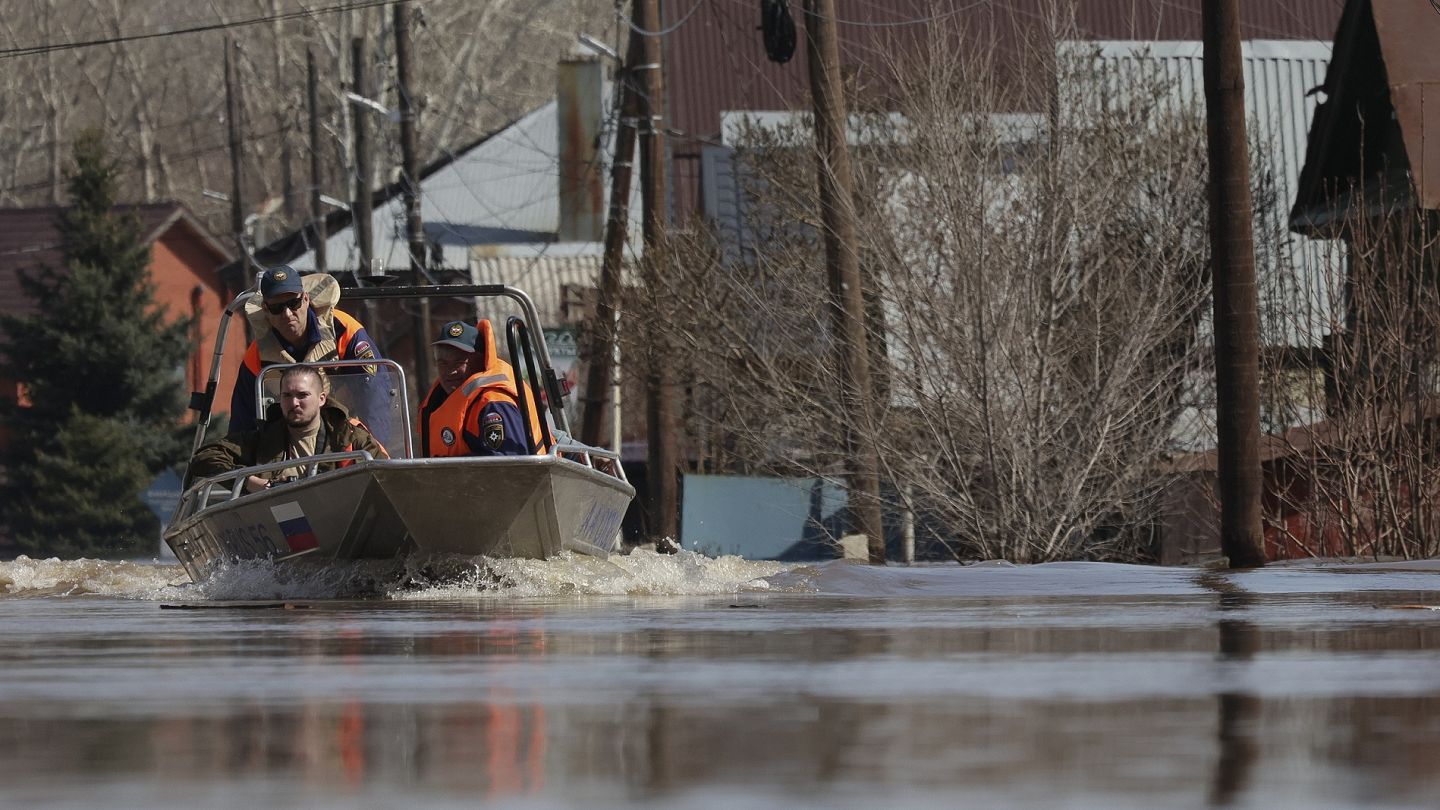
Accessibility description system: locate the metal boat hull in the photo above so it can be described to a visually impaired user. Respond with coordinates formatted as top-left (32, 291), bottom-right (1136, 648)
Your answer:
top-left (164, 455), bottom-right (634, 583)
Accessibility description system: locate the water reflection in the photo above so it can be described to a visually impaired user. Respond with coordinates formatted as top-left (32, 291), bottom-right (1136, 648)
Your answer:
top-left (1204, 580), bottom-right (1261, 807)
top-left (3, 582), bottom-right (1440, 807)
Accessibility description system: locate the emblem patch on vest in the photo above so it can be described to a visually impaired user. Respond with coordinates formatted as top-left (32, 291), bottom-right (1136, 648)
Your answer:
top-left (440, 427), bottom-right (456, 446)
top-left (483, 411), bottom-right (505, 451)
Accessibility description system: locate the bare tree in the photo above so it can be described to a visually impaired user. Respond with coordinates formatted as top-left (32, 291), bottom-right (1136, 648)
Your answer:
top-left (0, 0), bottom-right (611, 247)
top-left (628, 24), bottom-right (1223, 563)
top-left (1259, 189), bottom-right (1440, 560)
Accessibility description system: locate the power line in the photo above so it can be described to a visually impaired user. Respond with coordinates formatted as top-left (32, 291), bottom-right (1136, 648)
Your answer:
top-left (0, 0), bottom-right (397, 61)
top-left (0, 125), bottom-right (292, 197)
top-left (621, 0), bottom-right (712, 36)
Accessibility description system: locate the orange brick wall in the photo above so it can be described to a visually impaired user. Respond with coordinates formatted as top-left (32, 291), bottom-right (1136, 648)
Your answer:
top-left (146, 225), bottom-right (243, 425)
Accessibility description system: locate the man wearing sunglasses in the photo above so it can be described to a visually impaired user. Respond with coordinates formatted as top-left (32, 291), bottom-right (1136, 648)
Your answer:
top-left (228, 266), bottom-right (380, 432)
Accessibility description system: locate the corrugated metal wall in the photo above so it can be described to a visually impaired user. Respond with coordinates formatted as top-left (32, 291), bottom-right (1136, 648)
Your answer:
top-left (469, 254), bottom-right (607, 326)
top-left (703, 39), bottom-right (1339, 348)
top-left (1090, 40), bottom-right (1340, 348)
top-left (664, 0), bottom-right (1343, 217)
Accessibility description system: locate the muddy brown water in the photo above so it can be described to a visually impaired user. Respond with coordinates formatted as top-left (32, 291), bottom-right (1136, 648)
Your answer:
top-left (2, 553), bottom-right (1438, 808)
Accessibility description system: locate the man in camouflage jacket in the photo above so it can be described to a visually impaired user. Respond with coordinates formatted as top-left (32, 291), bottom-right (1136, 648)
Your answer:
top-left (186, 365), bottom-right (387, 492)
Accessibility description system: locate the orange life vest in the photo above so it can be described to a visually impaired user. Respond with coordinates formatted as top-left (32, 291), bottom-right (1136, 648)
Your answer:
top-left (419, 320), bottom-right (546, 457)
top-left (241, 308), bottom-right (368, 376)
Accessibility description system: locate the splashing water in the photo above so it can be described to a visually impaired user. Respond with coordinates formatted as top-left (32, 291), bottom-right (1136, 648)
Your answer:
top-left (9, 551), bottom-right (1440, 603)
top-left (0, 555), bottom-right (185, 599)
top-left (0, 549), bottom-right (800, 602)
top-left (408, 548), bottom-right (797, 599)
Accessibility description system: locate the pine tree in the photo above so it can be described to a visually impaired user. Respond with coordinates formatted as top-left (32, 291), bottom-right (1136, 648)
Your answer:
top-left (0, 130), bottom-right (191, 557)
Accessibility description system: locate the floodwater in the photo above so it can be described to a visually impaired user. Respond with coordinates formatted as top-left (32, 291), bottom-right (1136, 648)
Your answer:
top-left (3, 553), bottom-right (1440, 808)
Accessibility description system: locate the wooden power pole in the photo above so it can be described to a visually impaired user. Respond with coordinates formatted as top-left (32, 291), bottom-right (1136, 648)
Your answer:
top-left (633, 0), bottom-right (681, 545)
top-left (1202, 0), bottom-right (1266, 569)
top-left (350, 36), bottom-right (375, 276)
top-left (307, 47), bottom-right (327, 273)
top-left (395, 0), bottom-right (432, 391)
top-left (803, 0), bottom-right (886, 563)
top-left (581, 31), bottom-right (640, 450)
top-left (224, 36), bottom-right (253, 292)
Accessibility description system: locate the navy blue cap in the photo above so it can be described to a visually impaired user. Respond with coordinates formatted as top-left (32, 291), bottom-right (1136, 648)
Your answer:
top-left (259, 266), bottom-right (304, 300)
top-left (432, 320), bottom-right (479, 353)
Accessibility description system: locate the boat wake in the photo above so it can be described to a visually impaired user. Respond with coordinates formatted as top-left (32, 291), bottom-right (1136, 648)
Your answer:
top-left (0, 548), bottom-right (799, 601)
top-left (6, 553), bottom-right (1440, 602)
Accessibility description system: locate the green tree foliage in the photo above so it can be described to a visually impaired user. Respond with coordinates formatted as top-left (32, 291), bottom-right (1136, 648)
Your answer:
top-left (0, 130), bottom-right (191, 557)
top-left (9, 411), bottom-right (160, 558)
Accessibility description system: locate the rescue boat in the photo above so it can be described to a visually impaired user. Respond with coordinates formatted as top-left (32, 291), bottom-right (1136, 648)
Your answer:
top-left (163, 283), bottom-right (634, 583)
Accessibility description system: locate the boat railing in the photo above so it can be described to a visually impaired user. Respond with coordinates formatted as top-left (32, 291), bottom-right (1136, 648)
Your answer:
top-left (505, 315), bottom-right (557, 455)
top-left (175, 450), bottom-right (375, 522)
top-left (553, 440), bottom-right (628, 483)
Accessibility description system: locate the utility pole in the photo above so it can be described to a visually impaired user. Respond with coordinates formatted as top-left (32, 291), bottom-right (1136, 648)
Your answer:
top-left (307, 47), bottom-right (327, 273)
top-left (1203, 0), bottom-right (1266, 568)
top-left (350, 35), bottom-right (375, 276)
top-left (581, 30), bottom-right (640, 450)
top-left (395, 0), bottom-right (432, 391)
top-left (803, 0), bottom-right (886, 563)
top-left (635, 0), bottom-right (681, 545)
top-left (274, 12), bottom-right (295, 221)
top-left (224, 36), bottom-right (253, 293)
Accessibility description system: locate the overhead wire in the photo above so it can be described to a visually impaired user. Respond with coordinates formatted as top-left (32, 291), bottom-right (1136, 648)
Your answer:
top-left (302, 12), bottom-right (620, 282)
top-left (0, 124), bottom-right (293, 197)
top-left (619, 0), bottom-right (712, 36)
top-left (0, 3), bottom-right (381, 199)
top-left (0, 0), bottom-right (397, 60)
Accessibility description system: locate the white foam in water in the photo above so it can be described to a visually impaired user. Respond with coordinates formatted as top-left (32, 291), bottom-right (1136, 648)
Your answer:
top-left (0, 548), bottom-right (800, 601)
top-left (0, 555), bottom-right (188, 599)
top-left (399, 548), bottom-right (797, 599)
top-left (7, 552), bottom-right (1438, 602)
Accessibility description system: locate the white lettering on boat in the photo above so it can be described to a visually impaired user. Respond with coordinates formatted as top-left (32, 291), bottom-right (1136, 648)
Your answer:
top-left (577, 503), bottom-right (623, 551)
top-left (214, 523), bottom-right (280, 557)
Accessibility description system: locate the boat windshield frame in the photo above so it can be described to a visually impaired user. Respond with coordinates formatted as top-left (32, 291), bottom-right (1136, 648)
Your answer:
top-left (256, 358), bottom-right (413, 459)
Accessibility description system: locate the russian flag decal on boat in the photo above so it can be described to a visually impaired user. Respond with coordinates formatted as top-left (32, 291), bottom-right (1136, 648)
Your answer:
top-left (269, 502), bottom-right (319, 552)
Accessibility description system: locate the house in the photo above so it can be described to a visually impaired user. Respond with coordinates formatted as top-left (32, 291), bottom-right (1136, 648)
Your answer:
top-left (1159, 399), bottom-right (1440, 563)
top-left (662, 0), bottom-right (1339, 218)
top-left (653, 1), bottom-right (1349, 558)
top-left (0, 202), bottom-right (240, 451)
top-left (675, 5), bottom-right (1343, 388)
top-left (241, 58), bottom-right (639, 322)
top-left (1291, 0), bottom-right (1440, 236)
top-left (1288, 0), bottom-right (1440, 411)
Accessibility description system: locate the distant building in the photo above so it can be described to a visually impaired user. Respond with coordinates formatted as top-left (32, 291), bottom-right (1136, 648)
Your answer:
top-left (662, 0), bottom-right (1339, 219)
top-left (239, 59), bottom-right (640, 328)
top-left (1157, 0), bottom-right (1440, 564)
top-left (0, 202), bottom-right (239, 450)
top-left (0, 202), bottom-right (236, 552)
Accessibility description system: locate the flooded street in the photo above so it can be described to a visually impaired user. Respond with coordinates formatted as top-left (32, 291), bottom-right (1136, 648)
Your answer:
top-left (3, 554), bottom-right (1440, 808)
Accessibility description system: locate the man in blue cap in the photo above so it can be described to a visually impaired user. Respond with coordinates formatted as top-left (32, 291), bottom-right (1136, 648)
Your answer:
top-left (228, 266), bottom-right (380, 432)
top-left (419, 319), bottom-right (533, 457)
